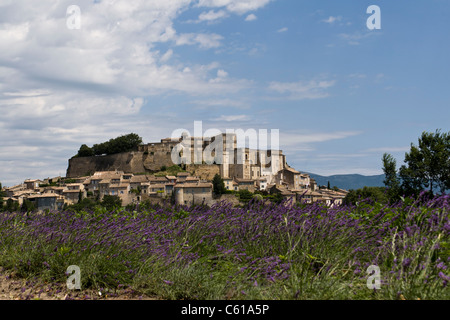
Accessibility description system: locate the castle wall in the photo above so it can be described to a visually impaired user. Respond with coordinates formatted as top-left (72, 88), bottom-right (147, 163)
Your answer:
top-left (66, 152), bottom-right (147, 178)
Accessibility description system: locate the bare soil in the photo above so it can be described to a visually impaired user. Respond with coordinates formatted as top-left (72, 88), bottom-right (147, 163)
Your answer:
top-left (0, 268), bottom-right (158, 300)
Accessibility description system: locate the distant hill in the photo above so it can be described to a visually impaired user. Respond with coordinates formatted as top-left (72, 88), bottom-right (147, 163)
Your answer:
top-left (306, 172), bottom-right (386, 191)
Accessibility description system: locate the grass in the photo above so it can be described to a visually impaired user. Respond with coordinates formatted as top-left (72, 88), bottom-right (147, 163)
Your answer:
top-left (0, 196), bottom-right (449, 300)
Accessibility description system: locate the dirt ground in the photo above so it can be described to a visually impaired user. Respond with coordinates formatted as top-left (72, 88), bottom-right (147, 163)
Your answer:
top-left (0, 268), bottom-right (157, 300)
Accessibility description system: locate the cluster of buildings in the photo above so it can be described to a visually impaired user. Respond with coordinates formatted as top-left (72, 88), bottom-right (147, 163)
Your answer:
top-left (2, 169), bottom-right (348, 211)
top-left (2, 133), bottom-right (349, 211)
top-left (2, 172), bottom-right (213, 211)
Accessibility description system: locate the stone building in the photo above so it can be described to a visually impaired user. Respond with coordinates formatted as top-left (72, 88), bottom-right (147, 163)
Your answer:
top-left (174, 182), bottom-right (213, 206)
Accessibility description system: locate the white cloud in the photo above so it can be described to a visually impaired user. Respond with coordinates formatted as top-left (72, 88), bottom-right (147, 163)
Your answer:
top-left (281, 131), bottom-right (361, 147)
top-left (0, 0), bottom-right (272, 185)
top-left (175, 32), bottom-right (224, 48)
top-left (322, 16), bottom-right (342, 24)
top-left (364, 147), bottom-right (410, 153)
top-left (277, 27), bottom-right (288, 33)
top-left (211, 115), bottom-right (250, 122)
top-left (198, 10), bottom-right (229, 22)
top-left (338, 31), bottom-right (378, 45)
top-left (268, 79), bottom-right (336, 100)
top-left (191, 98), bottom-right (251, 109)
top-left (196, 0), bottom-right (272, 15)
top-left (245, 14), bottom-right (257, 21)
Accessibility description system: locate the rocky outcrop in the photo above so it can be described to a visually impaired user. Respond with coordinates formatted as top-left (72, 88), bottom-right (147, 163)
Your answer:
top-left (66, 152), bottom-right (148, 177)
top-left (66, 150), bottom-right (223, 179)
top-left (186, 164), bottom-right (220, 181)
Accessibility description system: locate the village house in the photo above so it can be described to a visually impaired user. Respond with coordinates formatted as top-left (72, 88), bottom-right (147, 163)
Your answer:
top-left (174, 182), bottom-right (213, 206)
top-left (62, 183), bottom-right (86, 204)
top-left (24, 179), bottom-right (41, 191)
top-left (28, 193), bottom-right (65, 211)
top-left (234, 178), bottom-right (257, 193)
top-left (223, 177), bottom-right (234, 191)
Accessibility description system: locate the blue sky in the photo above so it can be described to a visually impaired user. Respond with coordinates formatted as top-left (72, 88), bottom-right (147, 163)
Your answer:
top-left (0, 0), bottom-right (449, 186)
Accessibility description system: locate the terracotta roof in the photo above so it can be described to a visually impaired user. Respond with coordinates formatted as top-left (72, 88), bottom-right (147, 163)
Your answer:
top-left (28, 194), bottom-right (63, 199)
top-left (284, 167), bottom-right (300, 174)
top-left (66, 183), bottom-right (83, 187)
top-left (63, 190), bottom-right (82, 194)
top-left (174, 183), bottom-right (212, 189)
top-left (109, 183), bottom-right (130, 188)
top-left (90, 171), bottom-right (123, 180)
top-left (149, 184), bottom-right (166, 189)
top-left (130, 175), bottom-right (150, 183)
top-left (149, 177), bottom-right (168, 182)
top-left (177, 172), bottom-right (190, 177)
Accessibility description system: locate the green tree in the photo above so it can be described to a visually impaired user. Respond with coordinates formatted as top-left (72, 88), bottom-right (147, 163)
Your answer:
top-left (212, 174), bottom-right (226, 195)
top-left (77, 144), bottom-right (94, 157)
top-left (5, 198), bottom-right (19, 212)
top-left (343, 187), bottom-right (388, 205)
top-left (101, 195), bottom-right (122, 210)
top-left (67, 198), bottom-right (97, 212)
top-left (382, 153), bottom-right (401, 201)
top-left (399, 130), bottom-right (450, 195)
top-left (77, 133), bottom-right (143, 157)
top-left (0, 182), bottom-right (4, 210)
top-left (327, 181), bottom-right (331, 189)
top-left (20, 199), bottom-right (35, 213)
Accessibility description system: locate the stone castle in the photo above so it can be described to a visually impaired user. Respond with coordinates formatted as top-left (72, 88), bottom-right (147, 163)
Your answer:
top-left (67, 133), bottom-right (288, 186)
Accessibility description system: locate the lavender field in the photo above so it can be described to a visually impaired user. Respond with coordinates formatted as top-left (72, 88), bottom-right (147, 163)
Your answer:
top-left (0, 196), bottom-right (449, 300)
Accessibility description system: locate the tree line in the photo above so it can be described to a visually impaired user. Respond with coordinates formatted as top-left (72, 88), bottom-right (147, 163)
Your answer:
top-left (382, 129), bottom-right (450, 199)
top-left (345, 130), bottom-right (450, 205)
top-left (75, 133), bottom-right (143, 157)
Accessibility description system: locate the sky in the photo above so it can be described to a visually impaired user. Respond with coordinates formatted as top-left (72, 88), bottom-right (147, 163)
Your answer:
top-left (1, 0), bottom-right (449, 187)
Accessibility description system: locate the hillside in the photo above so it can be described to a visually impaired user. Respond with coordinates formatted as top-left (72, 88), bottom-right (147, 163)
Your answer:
top-left (306, 172), bottom-right (385, 191)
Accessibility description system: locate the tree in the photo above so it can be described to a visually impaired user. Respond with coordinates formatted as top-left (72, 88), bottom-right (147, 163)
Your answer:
top-left (76, 133), bottom-right (143, 157)
top-left (327, 181), bottom-right (331, 189)
top-left (343, 187), bottom-right (388, 205)
top-left (5, 198), bottom-right (19, 212)
top-left (21, 199), bottom-right (35, 213)
top-left (0, 182), bottom-right (4, 210)
top-left (77, 144), bottom-right (94, 157)
top-left (382, 153), bottom-right (401, 201)
top-left (399, 130), bottom-right (450, 195)
top-left (212, 174), bottom-right (226, 195)
top-left (101, 195), bottom-right (122, 210)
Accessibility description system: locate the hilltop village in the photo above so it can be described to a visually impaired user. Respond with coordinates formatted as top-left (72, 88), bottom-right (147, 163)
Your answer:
top-left (2, 133), bottom-right (348, 211)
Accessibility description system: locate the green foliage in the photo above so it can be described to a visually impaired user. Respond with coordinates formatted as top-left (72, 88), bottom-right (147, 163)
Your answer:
top-left (5, 198), bottom-right (19, 212)
top-left (0, 182), bottom-right (4, 210)
top-left (212, 174), bottom-right (226, 195)
top-left (77, 144), bottom-right (94, 157)
top-left (131, 186), bottom-right (142, 195)
top-left (155, 165), bottom-right (186, 177)
top-left (76, 133), bottom-right (143, 157)
top-left (382, 153), bottom-right (401, 202)
top-left (66, 198), bottom-right (98, 212)
top-left (270, 192), bottom-right (284, 204)
top-left (343, 186), bottom-right (388, 205)
top-left (237, 189), bottom-right (253, 202)
top-left (20, 199), bottom-right (35, 213)
top-left (399, 130), bottom-right (450, 195)
top-left (101, 195), bottom-right (122, 210)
